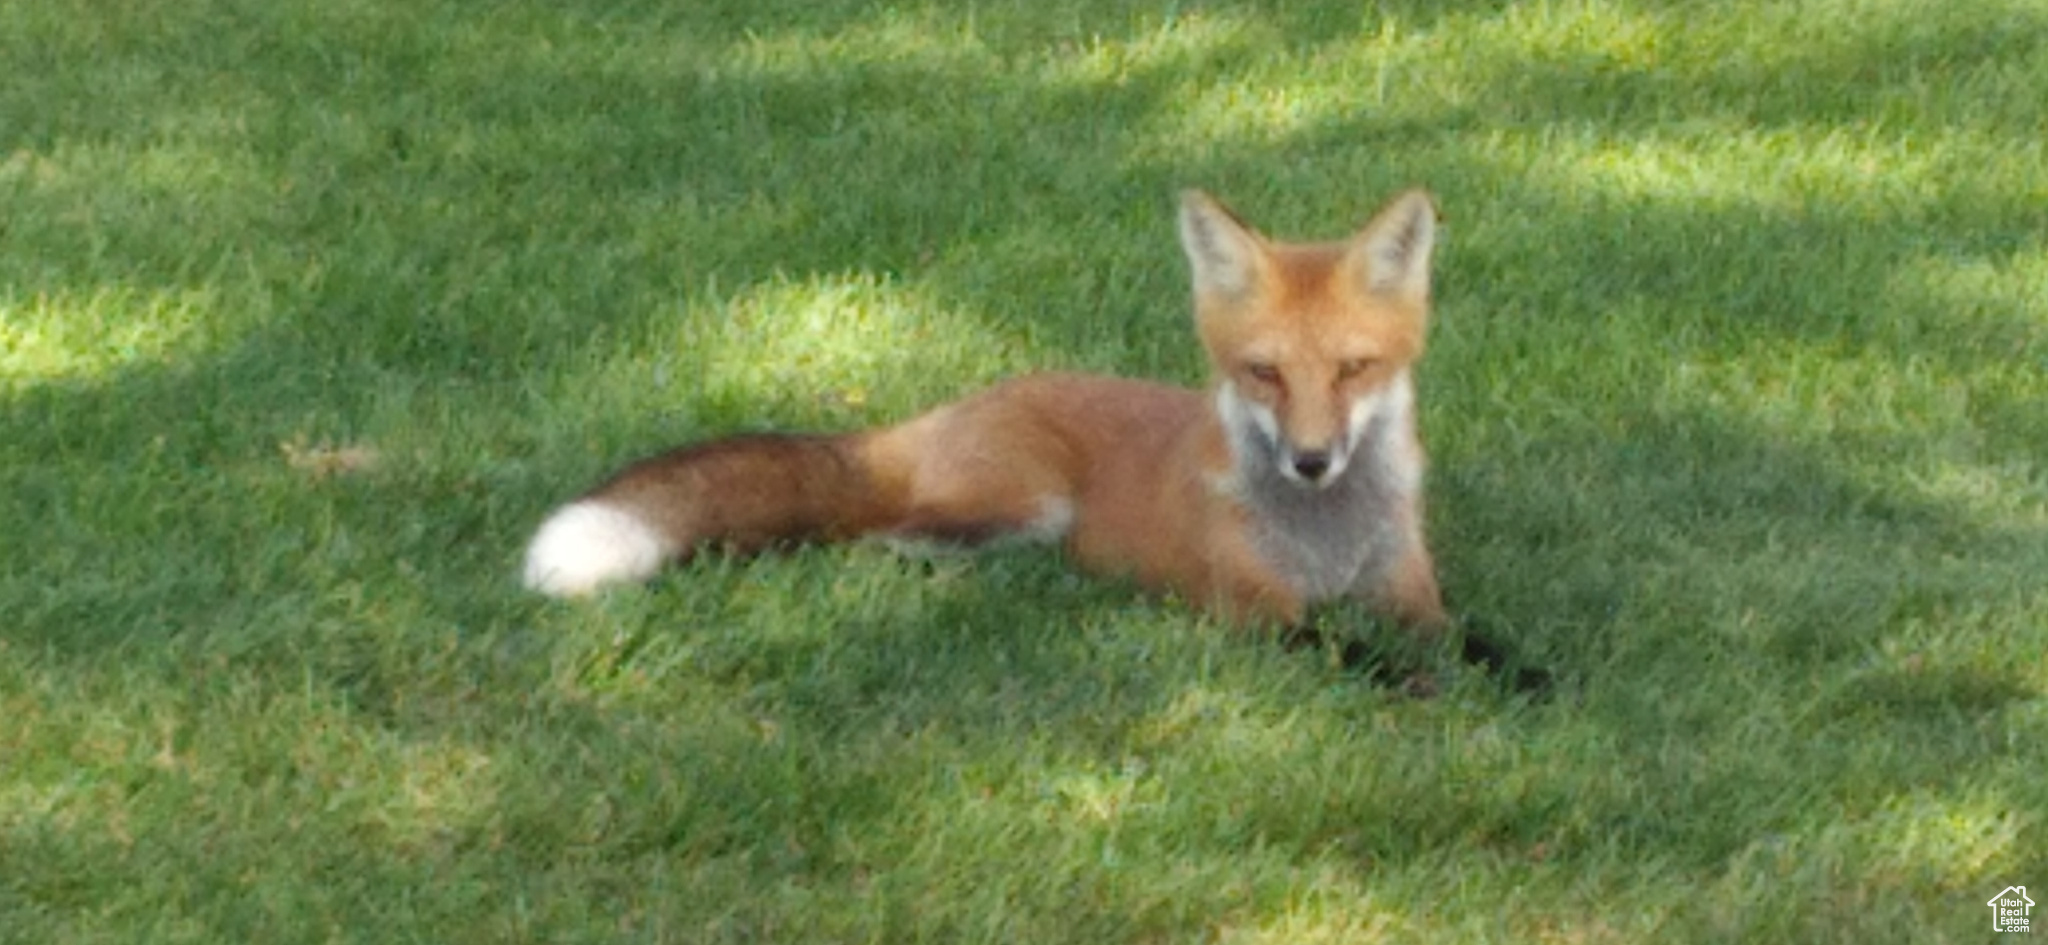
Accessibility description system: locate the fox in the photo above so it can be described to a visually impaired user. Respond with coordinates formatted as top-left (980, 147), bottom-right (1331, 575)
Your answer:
top-left (523, 189), bottom-right (1521, 676)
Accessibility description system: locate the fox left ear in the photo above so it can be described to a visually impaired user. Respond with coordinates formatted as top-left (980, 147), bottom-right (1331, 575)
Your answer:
top-left (1178, 190), bottom-right (1266, 299)
top-left (1349, 190), bottom-right (1438, 304)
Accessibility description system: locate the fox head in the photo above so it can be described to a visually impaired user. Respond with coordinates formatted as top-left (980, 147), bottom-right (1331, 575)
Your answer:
top-left (1178, 189), bottom-right (1436, 489)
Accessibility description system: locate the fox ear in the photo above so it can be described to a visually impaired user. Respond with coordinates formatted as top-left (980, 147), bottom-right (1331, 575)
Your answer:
top-left (1178, 190), bottom-right (1264, 298)
top-left (1349, 189), bottom-right (1437, 304)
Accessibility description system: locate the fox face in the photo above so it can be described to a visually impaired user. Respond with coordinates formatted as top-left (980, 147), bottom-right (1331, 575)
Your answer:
top-left (1178, 190), bottom-right (1436, 489)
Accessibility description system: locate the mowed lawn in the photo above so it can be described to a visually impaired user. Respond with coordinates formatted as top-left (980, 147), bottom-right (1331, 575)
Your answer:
top-left (3, 0), bottom-right (2044, 941)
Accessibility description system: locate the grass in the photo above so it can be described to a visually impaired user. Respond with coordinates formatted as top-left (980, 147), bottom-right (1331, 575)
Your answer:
top-left (2, 0), bottom-right (2044, 941)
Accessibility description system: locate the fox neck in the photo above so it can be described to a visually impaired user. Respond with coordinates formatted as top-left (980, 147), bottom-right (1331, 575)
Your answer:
top-left (1212, 373), bottom-right (1425, 601)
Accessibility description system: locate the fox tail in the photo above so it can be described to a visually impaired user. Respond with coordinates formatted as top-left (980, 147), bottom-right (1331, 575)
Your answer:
top-left (521, 433), bottom-right (904, 596)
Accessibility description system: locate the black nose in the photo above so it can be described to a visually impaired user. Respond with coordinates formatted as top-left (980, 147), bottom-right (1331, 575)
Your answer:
top-left (1291, 451), bottom-right (1331, 481)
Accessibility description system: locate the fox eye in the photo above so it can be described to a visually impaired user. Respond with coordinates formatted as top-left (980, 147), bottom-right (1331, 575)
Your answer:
top-left (1243, 363), bottom-right (1282, 385)
top-left (1336, 358), bottom-right (1376, 380)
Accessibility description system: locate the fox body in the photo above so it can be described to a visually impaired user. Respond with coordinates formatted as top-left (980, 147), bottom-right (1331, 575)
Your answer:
top-left (525, 190), bottom-right (1446, 632)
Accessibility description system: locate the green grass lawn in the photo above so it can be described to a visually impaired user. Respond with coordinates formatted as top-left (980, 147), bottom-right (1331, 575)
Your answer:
top-left (4, 0), bottom-right (2044, 941)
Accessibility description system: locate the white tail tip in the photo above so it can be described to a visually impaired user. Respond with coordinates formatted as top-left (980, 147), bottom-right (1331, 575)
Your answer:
top-left (521, 500), bottom-right (670, 597)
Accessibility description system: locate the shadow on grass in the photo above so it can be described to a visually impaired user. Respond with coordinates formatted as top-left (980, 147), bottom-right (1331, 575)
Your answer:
top-left (2, 0), bottom-right (2044, 937)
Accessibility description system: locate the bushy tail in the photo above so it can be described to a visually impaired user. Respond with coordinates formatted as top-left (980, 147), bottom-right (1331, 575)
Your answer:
top-left (521, 433), bottom-right (906, 597)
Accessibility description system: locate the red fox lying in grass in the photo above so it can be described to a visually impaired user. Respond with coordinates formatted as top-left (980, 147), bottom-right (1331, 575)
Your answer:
top-left (525, 190), bottom-right (1536, 686)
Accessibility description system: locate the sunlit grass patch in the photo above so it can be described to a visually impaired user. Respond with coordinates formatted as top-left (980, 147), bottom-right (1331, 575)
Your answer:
top-left (0, 287), bottom-right (219, 388)
top-left (689, 273), bottom-right (1030, 411)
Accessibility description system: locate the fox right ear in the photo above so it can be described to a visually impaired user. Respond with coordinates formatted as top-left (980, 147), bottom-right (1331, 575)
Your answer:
top-left (1178, 190), bottom-right (1264, 298)
top-left (1349, 189), bottom-right (1438, 305)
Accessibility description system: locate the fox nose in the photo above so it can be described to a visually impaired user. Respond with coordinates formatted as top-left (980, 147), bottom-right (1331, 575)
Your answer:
top-left (1291, 451), bottom-right (1331, 482)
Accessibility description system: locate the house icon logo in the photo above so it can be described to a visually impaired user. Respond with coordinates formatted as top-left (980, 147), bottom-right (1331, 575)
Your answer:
top-left (1990, 886), bottom-right (2035, 933)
